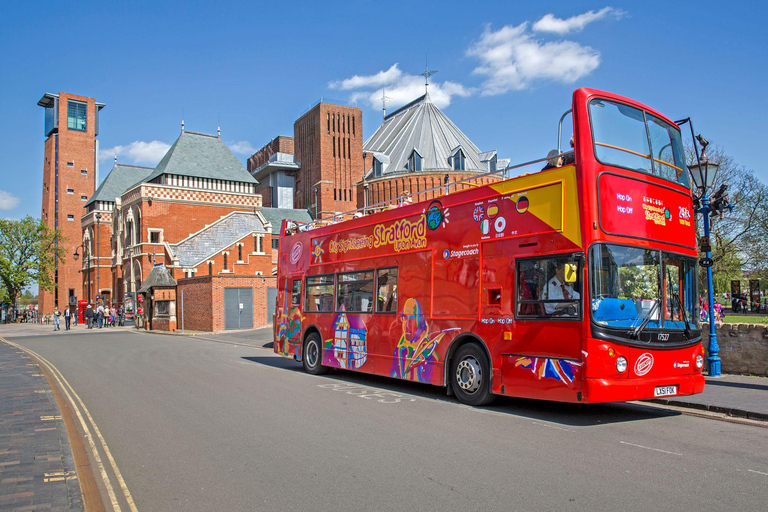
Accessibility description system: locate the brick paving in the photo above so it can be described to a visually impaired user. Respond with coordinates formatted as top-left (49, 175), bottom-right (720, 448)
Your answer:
top-left (0, 341), bottom-right (82, 511)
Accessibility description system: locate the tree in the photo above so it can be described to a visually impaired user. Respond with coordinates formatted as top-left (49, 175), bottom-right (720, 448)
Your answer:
top-left (687, 144), bottom-right (768, 293)
top-left (0, 216), bottom-right (65, 309)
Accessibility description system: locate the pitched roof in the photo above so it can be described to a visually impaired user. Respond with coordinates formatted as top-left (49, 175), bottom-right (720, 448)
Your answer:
top-left (138, 264), bottom-right (177, 293)
top-left (144, 131), bottom-right (256, 184)
top-left (86, 163), bottom-right (155, 207)
top-left (363, 93), bottom-right (491, 176)
top-left (259, 207), bottom-right (313, 228)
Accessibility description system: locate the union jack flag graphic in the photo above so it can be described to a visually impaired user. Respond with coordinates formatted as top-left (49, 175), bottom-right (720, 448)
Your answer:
top-left (514, 357), bottom-right (583, 385)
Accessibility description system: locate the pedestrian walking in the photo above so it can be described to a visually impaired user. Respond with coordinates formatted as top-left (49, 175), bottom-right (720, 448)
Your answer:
top-left (64, 306), bottom-right (71, 330)
top-left (53, 306), bottom-right (61, 331)
top-left (85, 304), bottom-right (94, 329)
top-left (117, 305), bottom-right (124, 326)
top-left (104, 305), bottom-right (111, 328)
top-left (97, 304), bottom-right (104, 328)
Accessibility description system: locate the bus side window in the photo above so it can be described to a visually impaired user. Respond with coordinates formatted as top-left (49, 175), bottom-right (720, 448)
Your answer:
top-left (306, 275), bottom-right (335, 313)
top-left (517, 256), bottom-right (581, 319)
top-left (376, 267), bottom-right (398, 313)
top-left (291, 279), bottom-right (301, 305)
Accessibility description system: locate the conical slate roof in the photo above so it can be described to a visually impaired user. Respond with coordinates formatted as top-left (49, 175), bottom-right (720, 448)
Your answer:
top-left (144, 131), bottom-right (257, 184)
top-left (363, 93), bottom-right (493, 176)
top-left (138, 264), bottom-right (177, 293)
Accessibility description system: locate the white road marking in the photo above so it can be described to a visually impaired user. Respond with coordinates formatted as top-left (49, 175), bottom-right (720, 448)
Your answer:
top-left (532, 421), bottom-right (575, 432)
top-left (748, 469), bottom-right (768, 477)
top-left (620, 441), bottom-right (682, 456)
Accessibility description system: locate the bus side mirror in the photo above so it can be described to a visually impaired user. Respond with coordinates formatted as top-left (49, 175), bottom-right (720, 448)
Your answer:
top-left (564, 263), bottom-right (578, 283)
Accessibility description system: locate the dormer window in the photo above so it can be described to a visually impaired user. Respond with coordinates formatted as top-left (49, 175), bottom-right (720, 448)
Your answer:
top-left (452, 150), bottom-right (465, 171)
top-left (408, 150), bottom-right (422, 172)
top-left (373, 157), bottom-right (383, 177)
top-left (489, 154), bottom-right (497, 172)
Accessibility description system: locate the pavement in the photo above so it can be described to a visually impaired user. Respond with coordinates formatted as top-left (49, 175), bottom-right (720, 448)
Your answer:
top-left (0, 338), bottom-right (82, 511)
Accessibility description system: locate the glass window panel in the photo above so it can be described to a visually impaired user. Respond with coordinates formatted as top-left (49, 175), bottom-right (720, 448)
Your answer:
top-left (648, 115), bottom-right (690, 187)
top-left (337, 271), bottom-right (374, 313)
top-left (306, 274), bottom-right (334, 312)
top-left (517, 255), bottom-right (582, 319)
top-left (590, 99), bottom-right (652, 173)
top-left (375, 268), bottom-right (398, 313)
top-left (67, 100), bottom-right (87, 132)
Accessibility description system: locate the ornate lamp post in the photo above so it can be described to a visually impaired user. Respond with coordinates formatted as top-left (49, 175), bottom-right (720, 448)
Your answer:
top-left (687, 140), bottom-right (721, 377)
top-left (73, 243), bottom-right (91, 304)
top-left (95, 212), bottom-right (102, 305)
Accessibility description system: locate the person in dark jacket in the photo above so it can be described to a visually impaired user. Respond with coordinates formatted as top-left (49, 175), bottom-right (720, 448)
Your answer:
top-left (85, 304), bottom-right (94, 329)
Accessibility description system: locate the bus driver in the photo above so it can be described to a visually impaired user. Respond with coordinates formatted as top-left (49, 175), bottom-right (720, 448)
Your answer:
top-left (545, 261), bottom-right (580, 317)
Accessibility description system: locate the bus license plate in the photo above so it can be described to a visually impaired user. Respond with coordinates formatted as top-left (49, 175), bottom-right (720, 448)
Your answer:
top-left (654, 385), bottom-right (677, 397)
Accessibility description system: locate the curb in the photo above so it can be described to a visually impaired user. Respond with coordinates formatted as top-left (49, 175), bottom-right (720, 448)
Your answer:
top-left (646, 398), bottom-right (768, 422)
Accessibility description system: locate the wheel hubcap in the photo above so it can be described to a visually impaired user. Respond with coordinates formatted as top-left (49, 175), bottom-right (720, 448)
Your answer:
top-left (456, 356), bottom-right (482, 393)
top-left (307, 342), bottom-right (318, 367)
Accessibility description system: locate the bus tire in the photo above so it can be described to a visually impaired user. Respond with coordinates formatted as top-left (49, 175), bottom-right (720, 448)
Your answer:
top-left (303, 332), bottom-right (328, 375)
top-left (450, 343), bottom-right (495, 406)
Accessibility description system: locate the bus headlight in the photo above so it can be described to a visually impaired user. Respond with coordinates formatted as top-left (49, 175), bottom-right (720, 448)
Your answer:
top-left (616, 356), bottom-right (628, 373)
top-left (696, 355), bottom-right (704, 369)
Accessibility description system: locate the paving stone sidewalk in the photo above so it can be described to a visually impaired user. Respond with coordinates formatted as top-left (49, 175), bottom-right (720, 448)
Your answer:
top-left (0, 340), bottom-right (82, 511)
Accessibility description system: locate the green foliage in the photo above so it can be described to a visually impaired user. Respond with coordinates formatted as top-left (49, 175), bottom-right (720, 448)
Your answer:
top-left (0, 216), bottom-right (65, 307)
top-left (618, 264), bottom-right (658, 299)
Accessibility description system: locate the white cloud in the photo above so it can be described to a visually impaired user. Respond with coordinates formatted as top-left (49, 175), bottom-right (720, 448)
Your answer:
top-left (467, 22), bottom-right (601, 95)
top-left (329, 64), bottom-right (404, 90)
top-left (533, 7), bottom-right (624, 35)
top-left (228, 141), bottom-right (256, 156)
top-left (0, 190), bottom-right (20, 211)
top-left (100, 140), bottom-right (171, 166)
top-left (331, 65), bottom-right (472, 111)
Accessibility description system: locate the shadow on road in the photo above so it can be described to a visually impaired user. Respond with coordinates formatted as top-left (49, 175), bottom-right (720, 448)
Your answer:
top-left (240, 355), bottom-right (680, 427)
top-left (706, 379), bottom-right (768, 391)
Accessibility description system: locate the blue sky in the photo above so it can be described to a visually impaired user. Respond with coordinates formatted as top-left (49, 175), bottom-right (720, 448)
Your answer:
top-left (1, 0), bottom-right (766, 218)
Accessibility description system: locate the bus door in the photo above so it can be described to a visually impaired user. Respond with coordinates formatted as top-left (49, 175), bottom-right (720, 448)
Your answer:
top-left (276, 273), bottom-right (304, 358)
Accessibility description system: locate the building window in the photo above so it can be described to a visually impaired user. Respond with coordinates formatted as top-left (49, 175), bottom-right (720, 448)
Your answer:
top-left (272, 238), bottom-right (279, 250)
top-left (408, 151), bottom-right (422, 172)
top-left (81, 170), bottom-right (88, 176)
top-left (373, 158), bottom-right (383, 177)
top-left (81, 195), bottom-right (87, 201)
top-left (155, 300), bottom-right (170, 317)
top-left (333, 136), bottom-right (336, 157)
top-left (238, 244), bottom-right (243, 261)
top-left (208, 261), bottom-right (213, 276)
top-left (223, 253), bottom-right (228, 270)
top-left (67, 162), bottom-right (74, 167)
top-left (453, 151), bottom-right (465, 171)
top-left (149, 230), bottom-right (161, 244)
top-left (67, 100), bottom-right (87, 132)
top-left (67, 188), bottom-right (74, 195)
top-left (67, 215), bottom-right (74, 221)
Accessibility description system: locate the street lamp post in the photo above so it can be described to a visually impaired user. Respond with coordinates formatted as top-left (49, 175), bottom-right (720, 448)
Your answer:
top-left (73, 243), bottom-right (91, 305)
top-left (95, 212), bottom-right (102, 305)
top-left (686, 132), bottom-right (722, 377)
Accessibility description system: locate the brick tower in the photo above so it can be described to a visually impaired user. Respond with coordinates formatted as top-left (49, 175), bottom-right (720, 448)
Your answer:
top-left (38, 92), bottom-right (104, 314)
top-left (293, 102), bottom-right (363, 218)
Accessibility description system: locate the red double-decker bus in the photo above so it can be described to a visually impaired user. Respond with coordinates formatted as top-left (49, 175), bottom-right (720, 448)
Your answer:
top-left (274, 88), bottom-right (705, 405)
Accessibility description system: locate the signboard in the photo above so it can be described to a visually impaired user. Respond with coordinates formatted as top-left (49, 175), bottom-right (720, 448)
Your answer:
top-left (699, 258), bottom-right (713, 268)
top-left (599, 173), bottom-right (696, 249)
top-left (731, 280), bottom-right (741, 297)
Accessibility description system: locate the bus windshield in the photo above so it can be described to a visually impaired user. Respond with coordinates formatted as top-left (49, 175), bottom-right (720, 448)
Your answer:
top-left (590, 244), bottom-right (698, 331)
top-left (590, 99), bottom-right (689, 187)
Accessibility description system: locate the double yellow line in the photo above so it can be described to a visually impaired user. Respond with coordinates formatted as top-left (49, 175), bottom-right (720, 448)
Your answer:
top-left (1, 337), bottom-right (137, 512)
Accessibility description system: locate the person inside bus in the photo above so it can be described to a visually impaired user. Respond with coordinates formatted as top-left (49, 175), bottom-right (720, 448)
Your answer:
top-left (545, 261), bottom-right (580, 317)
top-left (561, 135), bottom-right (576, 166)
top-left (542, 150), bottom-right (562, 170)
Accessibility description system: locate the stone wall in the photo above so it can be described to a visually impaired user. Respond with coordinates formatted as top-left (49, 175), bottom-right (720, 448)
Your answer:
top-left (702, 323), bottom-right (768, 376)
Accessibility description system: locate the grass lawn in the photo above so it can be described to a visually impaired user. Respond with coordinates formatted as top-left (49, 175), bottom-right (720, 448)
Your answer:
top-left (723, 315), bottom-right (768, 324)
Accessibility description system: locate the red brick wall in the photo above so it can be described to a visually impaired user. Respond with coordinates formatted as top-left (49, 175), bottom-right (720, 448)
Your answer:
top-left (177, 275), bottom-right (276, 331)
top-left (40, 92), bottom-right (99, 313)
top-left (294, 103), bottom-right (363, 218)
top-left (247, 136), bottom-right (294, 173)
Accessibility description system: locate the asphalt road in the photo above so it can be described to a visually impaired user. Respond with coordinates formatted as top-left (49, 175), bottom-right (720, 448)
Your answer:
top-left (6, 329), bottom-right (768, 511)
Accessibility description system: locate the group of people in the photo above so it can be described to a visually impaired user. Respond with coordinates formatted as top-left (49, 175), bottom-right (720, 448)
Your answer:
top-left (51, 303), bottom-right (126, 331)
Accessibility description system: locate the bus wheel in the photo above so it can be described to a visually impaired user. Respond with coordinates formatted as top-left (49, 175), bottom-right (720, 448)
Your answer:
top-left (451, 344), bottom-right (495, 406)
top-left (303, 333), bottom-right (328, 375)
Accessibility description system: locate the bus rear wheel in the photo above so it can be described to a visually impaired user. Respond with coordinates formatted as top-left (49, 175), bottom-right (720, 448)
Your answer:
top-left (303, 333), bottom-right (328, 375)
top-left (451, 344), bottom-right (495, 406)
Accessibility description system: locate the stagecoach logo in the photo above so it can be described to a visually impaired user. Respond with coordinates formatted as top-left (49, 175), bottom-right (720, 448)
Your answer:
top-left (634, 353), bottom-right (654, 376)
top-left (290, 242), bottom-right (303, 264)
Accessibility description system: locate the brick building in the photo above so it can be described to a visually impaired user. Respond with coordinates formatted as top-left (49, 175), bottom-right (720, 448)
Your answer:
top-left (37, 92), bottom-right (105, 314)
top-left (247, 136), bottom-right (297, 209)
top-left (82, 127), bottom-right (310, 330)
top-left (358, 92), bottom-right (507, 208)
top-left (293, 102), bottom-right (363, 217)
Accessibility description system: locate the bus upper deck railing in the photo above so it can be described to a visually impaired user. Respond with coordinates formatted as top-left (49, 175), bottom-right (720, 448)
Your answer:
top-left (284, 150), bottom-right (575, 235)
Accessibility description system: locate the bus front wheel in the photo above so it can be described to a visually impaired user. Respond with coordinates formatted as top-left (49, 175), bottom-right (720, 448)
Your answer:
top-left (303, 333), bottom-right (328, 375)
top-left (451, 344), bottom-right (495, 406)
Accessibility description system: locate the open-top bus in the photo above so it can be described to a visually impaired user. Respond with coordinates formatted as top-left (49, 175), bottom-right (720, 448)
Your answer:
top-left (274, 88), bottom-right (704, 405)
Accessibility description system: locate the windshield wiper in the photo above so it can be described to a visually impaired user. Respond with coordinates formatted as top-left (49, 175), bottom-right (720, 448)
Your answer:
top-left (629, 298), bottom-right (660, 339)
top-left (668, 270), bottom-right (692, 339)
